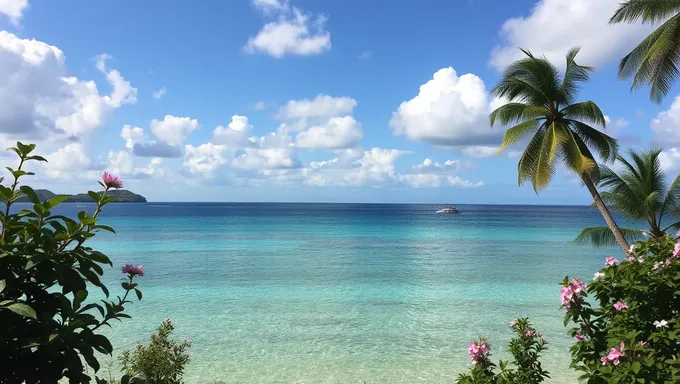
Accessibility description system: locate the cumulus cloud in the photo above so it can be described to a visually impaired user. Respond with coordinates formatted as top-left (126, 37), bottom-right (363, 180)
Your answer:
top-left (0, 32), bottom-right (137, 143)
top-left (277, 94), bottom-right (356, 121)
top-left (0, 0), bottom-right (28, 25)
top-left (413, 158), bottom-right (462, 173)
top-left (296, 116), bottom-right (363, 149)
top-left (212, 115), bottom-right (252, 148)
top-left (43, 143), bottom-right (92, 179)
top-left (184, 143), bottom-right (227, 176)
top-left (489, 0), bottom-right (653, 71)
top-left (121, 125), bottom-right (144, 150)
top-left (150, 115), bottom-right (198, 146)
top-left (245, 0), bottom-right (331, 58)
top-left (447, 176), bottom-right (484, 188)
top-left (651, 95), bottom-right (680, 146)
top-left (152, 87), bottom-right (167, 99)
top-left (660, 148), bottom-right (680, 172)
top-left (389, 67), bottom-right (500, 147)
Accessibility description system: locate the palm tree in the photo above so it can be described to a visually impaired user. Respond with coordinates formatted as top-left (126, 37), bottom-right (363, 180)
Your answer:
top-left (575, 149), bottom-right (680, 247)
top-left (489, 48), bottom-right (630, 254)
top-left (610, 1), bottom-right (680, 103)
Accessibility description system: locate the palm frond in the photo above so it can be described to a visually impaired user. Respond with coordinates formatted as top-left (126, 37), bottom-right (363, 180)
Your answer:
top-left (533, 123), bottom-right (562, 191)
top-left (610, 0), bottom-right (680, 24)
top-left (627, 14), bottom-right (680, 103)
top-left (492, 50), bottom-right (562, 107)
top-left (489, 103), bottom-right (548, 126)
top-left (567, 119), bottom-right (619, 162)
top-left (561, 101), bottom-right (607, 127)
top-left (517, 126), bottom-right (546, 187)
top-left (660, 172), bottom-right (680, 223)
top-left (498, 118), bottom-right (542, 150)
top-left (574, 226), bottom-right (644, 247)
top-left (560, 126), bottom-right (595, 174)
top-left (561, 47), bottom-right (594, 104)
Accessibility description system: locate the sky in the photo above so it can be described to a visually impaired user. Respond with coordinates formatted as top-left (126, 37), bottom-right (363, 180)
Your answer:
top-left (1, 0), bottom-right (679, 204)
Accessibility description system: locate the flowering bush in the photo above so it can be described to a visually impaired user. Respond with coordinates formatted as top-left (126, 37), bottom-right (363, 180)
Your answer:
top-left (0, 142), bottom-right (143, 383)
top-left (456, 318), bottom-right (550, 384)
top-left (120, 319), bottom-right (192, 384)
top-left (562, 235), bottom-right (680, 383)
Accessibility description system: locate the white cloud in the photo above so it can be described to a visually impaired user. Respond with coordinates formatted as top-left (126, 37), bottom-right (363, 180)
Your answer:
top-left (245, 1), bottom-right (331, 58)
top-left (0, 0), bottom-right (28, 25)
top-left (231, 126), bottom-right (300, 170)
top-left (413, 158), bottom-right (462, 173)
top-left (660, 148), bottom-right (680, 172)
top-left (399, 174), bottom-right (442, 188)
top-left (447, 176), bottom-right (484, 188)
top-left (277, 94), bottom-right (356, 120)
top-left (0, 32), bottom-right (136, 143)
top-left (107, 150), bottom-right (134, 175)
top-left (389, 67), bottom-right (500, 146)
top-left (43, 143), bottom-right (91, 179)
top-left (254, 101), bottom-right (267, 110)
top-left (212, 115), bottom-right (252, 148)
top-left (152, 87), bottom-right (167, 99)
top-left (651, 95), bottom-right (680, 146)
top-left (296, 116), bottom-right (363, 149)
top-left (184, 143), bottom-right (227, 176)
top-left (150, 115), bottom-right (198, 146)
top-left (489, 0), bottom-right (653, 71)
top-left (121, 125), bottom-right (144, 150)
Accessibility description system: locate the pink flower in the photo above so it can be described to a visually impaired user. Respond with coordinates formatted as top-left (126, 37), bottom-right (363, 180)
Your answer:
top-left (572, 278), bottom-right (586, 294)
top-left (601, 342), bottom-right (625, 366)
top-left (467, 339), bottom-right (491, 365)
top-left (605, 256), bottom-right (618, 267)
top-left (666, 258), bottom-right (672, 266)
top-left (575, 333), bottom-right (583, 341)
top-left (674, 243), bottom-right (680, 258)
top-left (560, 285), bottom-right (574, 306)
top-left (510, 320), bottom-right (517, 328)
top-left (524, 330), bottom-right (534, 337)
top-left (121, 264), bottom-right (144, 277)
top-left (676, 229), bottom-right (680, 238)
top-left (601, 355), bottom-right (608, 366)
top-left (613, 301), bottom-right (628, 312)
top-left (102, 172), bottom-right (123, 189)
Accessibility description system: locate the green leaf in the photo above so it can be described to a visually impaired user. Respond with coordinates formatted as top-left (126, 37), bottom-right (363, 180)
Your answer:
top-left (135, 288), bottom-right (143, 301)
top-left (632, 361), bottom-right (641, 374)
top-left (26, 155), bottom-right (47, 162)
top-left (92, 334), bottom-right (113, 354)
top-left (43, 195), bottom-right (69, 210)
top-left (73, 290), bottom-right (88, 311)
top-left (19, 185), bottom-right (40, 204)
top-left (4, 303), bottom-right (37, 319)
top-left (16, 142), bottom-right (36, 156)
top-left (88, 191), bottom-right (101, 202)
top-left (93, 224), bottom-right (116, 234)
top-left (0, 280), bottom-right (5, 294)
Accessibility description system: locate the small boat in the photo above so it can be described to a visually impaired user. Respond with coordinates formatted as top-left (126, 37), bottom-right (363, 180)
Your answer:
top-left (436, 204), bottom-right (460, 214)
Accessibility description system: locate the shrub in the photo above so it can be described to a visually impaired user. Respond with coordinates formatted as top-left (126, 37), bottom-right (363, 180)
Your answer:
top-left (456, 318), bottom-right (550, 384)
top-left (562, 235), bottom-right (680, 383)
top-left (120, 318), bottom-right (192, 384)
top-left (0, 142), bottom-right (143, 383)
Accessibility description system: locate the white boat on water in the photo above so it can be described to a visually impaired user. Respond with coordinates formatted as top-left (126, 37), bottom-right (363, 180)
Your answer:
top-left (436, 205), bottom-right (460, 214)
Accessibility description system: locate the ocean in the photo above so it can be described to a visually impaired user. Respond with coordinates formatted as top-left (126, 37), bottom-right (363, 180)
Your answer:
top-left (39, 203), bottom-right (628, 383)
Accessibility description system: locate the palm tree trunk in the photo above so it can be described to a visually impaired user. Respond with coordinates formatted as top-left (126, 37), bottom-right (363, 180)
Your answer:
top-left (581, 172), bottom-right (630, 254)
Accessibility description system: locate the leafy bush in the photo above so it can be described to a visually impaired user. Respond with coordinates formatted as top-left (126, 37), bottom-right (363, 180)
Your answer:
top-left (456, 318), bottom-right (550, 384)
top-left (562, 235), bottom-right (680, 382)
top-left (0, 142), bottom-right (143, 383)
top-left (120, 318), bottom-right (192, 384)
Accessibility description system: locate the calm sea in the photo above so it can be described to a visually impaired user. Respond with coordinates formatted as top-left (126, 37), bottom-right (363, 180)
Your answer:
top-left (34, 203), bottom-right (631, 383)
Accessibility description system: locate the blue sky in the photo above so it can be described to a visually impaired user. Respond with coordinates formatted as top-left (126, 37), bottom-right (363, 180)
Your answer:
top-left (1, 0), bottom-right (679, 203)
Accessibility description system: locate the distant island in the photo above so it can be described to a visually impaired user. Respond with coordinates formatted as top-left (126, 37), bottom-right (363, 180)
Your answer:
top-left (17, 189), bottom-right (147, 203)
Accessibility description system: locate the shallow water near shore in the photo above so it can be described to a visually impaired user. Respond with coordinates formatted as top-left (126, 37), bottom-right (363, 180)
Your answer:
top-left (38, 202), bottom-right (629, 383)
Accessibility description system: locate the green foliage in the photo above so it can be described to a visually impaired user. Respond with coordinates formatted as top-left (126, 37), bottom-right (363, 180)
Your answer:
top-left (120, 319), bottom-right (192, 384)
top-left (489, 48), bottom-right (617, 192)
top-left (562, 236), bottom-right (680, 383)
top-left (0, 142), bottom-right (143, 383)
top-left (456, 318), bottom-right (550, 384)
top-left (575, 149), bottom-right (680, 246)
top-left (15, 189), bottom-right (147, 203)
top-left (610, 1), bottom-right (680, 103)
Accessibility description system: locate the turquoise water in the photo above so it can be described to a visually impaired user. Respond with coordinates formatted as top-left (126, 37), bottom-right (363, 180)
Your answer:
top-left (49, 203), bottom-right (626, 383)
